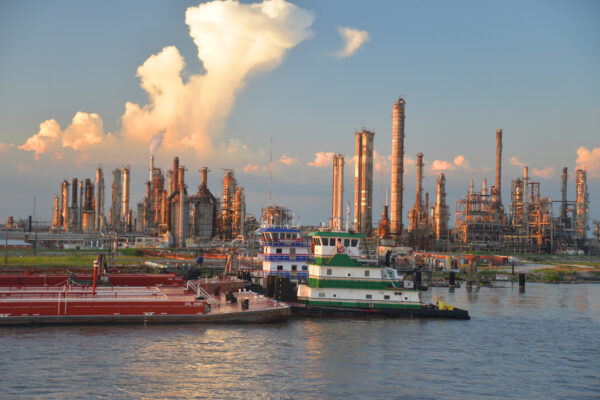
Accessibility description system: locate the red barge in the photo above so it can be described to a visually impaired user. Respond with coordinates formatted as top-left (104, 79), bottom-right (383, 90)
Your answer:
top-left (0, 282), bottom-right (290, 326)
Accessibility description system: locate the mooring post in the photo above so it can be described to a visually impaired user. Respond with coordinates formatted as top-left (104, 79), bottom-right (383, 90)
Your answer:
top-left (519, 273), bottom-right (525, 290)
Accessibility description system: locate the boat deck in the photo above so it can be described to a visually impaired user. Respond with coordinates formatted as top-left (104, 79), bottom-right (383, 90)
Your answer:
top-left (0, 286), bottom-right (290, 325)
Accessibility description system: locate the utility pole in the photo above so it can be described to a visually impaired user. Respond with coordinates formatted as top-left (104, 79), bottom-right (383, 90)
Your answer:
top-left (4, 225), bottom-right (8, 265)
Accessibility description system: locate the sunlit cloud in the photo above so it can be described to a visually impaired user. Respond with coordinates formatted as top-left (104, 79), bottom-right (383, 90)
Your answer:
top-left (19, 0), bottom-right (315, 163)
top-left (576, 146), bottom-right (600, 178)
top-left (308, 152), bottom-right (335, 167)
top-left (509, 156), bottom-right (526, 168)
top-left (334, 26), bottom-right (369, 58)
top-left (430, 159), bottom-right (455, 172)
top-left (453, 155), bottom-right (470, 169)
top-left (243, 164), bottom-right (267, 174)
top-left (279, 155), bottom-right (298, 165)
top-left (532, 166), bottom-right (554, 179)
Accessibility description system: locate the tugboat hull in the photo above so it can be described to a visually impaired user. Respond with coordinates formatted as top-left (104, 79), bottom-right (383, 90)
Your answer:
top-left (289, 303), bottom-right (470, 320)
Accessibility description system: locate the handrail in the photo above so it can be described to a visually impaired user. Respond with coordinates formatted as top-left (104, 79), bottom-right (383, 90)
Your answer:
top-left (186, 280), bottom-right (214, 306)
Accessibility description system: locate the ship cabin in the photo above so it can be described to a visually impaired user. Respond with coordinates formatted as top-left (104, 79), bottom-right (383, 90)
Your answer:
top-left (258, 227), bottom-right (310, 279)
top-left (309, 231), bottom-right (364, 259)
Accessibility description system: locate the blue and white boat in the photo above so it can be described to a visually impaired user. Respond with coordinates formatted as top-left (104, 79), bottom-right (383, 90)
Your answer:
top-left (257, 224), bottom-right (311, 282)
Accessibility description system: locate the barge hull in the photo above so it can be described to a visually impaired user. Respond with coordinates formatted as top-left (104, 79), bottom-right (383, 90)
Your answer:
top-left (0, 307), bottom-right (290, 326)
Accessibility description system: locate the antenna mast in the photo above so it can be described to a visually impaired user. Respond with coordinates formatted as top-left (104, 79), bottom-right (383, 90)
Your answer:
top-left (269, 136), bottom-right (272, 206)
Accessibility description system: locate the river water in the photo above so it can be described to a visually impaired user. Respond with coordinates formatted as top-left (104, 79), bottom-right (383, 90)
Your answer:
top-left (1, 283), bottom-right (599, 399)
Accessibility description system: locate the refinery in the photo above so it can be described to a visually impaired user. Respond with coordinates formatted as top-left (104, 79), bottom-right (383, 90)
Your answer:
top-left (1, 97), bottom-right (598, 256)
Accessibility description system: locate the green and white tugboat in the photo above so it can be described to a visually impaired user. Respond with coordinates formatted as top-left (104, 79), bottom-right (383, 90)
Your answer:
top-left (294, 231), bottom-right (469, 319)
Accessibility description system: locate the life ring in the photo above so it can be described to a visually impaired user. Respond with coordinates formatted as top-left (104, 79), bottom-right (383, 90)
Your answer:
top-left (337, 246), bottom-right (345, 254)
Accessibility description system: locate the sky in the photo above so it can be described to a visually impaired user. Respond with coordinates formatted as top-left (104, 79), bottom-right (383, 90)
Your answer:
top-left (0, 0), bottom-right (599, 229)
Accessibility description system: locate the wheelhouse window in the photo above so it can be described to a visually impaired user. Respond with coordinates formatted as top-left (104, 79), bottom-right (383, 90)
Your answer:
top-left (344, 239), bottom-right (350, 247)
top-left (351, 239), bottom-right (358, 247)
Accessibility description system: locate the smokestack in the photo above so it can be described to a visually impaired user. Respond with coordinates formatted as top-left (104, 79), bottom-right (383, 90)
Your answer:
top-left (416, 153), bottom-right (423, 209)
top-left (52, 195), bottom-right (60, 228)
top-left (60, 180), bottom-right (69, 229)
top-left (149, 155), bottom-right (154, 187)
top-left (434, 173), bottom-right (448, 240)
top-left (95, 167), bottom-right (104, 231)
top-left (390, 97), bottom-right (406, 243)
top-left (495, 129), bottom-right (502, 204)
top-left (332, 154), bottom-right (344, 231)
top-left (84, 178), bottom-right (93, 210)
top-left (178, 166), bottom-right (186, 246)
top-left (200, 167), bottom-right (208, 189)
top-left (354, 129), bottom-right (374, 235)
top-left (122, 166), bottom-right (130, 224)
top-left (71, 178), bottom-right (78, 208)
top-left (576, 169), bottom-right (589, 239)
top-left (560, 167), bottom-right (568, 221)
top-left (172, 157), bottom-right (180, 193)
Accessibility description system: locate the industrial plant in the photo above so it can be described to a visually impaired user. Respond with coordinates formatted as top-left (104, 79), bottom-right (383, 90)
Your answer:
top-left (36, 156), bottom-right (246, 248)
top-left (2, 96), bottom-right (597, 255)
top-left (331, 97), bottom-right (597, 254)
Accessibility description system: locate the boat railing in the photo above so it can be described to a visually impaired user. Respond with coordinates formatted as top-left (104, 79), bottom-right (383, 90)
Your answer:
top-left (260, 254), bottom-right (310, 262)
top-left (259, 240), bottom-right (309, 247)
top-left (186, 281), bottom-right (215, 306)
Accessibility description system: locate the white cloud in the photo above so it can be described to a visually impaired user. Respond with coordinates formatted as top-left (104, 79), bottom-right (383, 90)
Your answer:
top-left (18, 119), bottom-right (61, 158)
top-left (453, 155), bottom-right (471, 169)
top-left (374, 151), bottom-right (390, 173)
top-left (19, 113), bottom-right (109, 159)
top-left (576, 146), bottom-right (600, 178)
top-left (431, 160), bottom-right (455, 172)
top-left (334, 26), bottom-right (369, 58)
top-left (509, 156), bottom-right (526, 168)
top-left (243, 164), bottom-right (267, 174)
top-left (532, 166), bottom-right (555, 179)
top-left (308, 152), bottom-right (335, 167)
top-left (279, 155), bottom-right (298, 165)
top-left (20, 0), bottom-right (314, 161)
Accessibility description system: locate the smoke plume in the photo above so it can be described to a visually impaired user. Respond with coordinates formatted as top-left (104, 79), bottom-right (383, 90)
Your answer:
top-left (149, 131), bottom-right (165, 154)
top-left (122, 0), bottom-right (314, 155)
top-left (20, 0), bottom-right (314, 161)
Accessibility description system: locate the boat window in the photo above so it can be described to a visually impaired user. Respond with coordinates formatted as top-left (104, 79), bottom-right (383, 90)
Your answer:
top-left (404, 297), bottom-right (408, 300)
top-left (319, 292), bottom-right (325, 298)
top-left (302, 265), bottom-right (308, 271)
top-left (291, 265), bottom-right (297, 271)
top-left (277, 265), bottom-right (283, 271)
top-left (344, 239), bottom-right (350, 247)
top-left (384, 295), bottom-right (390, 300)
top-left (333, 294), bottom-right (336, 298)
top-left (276, 248), bottom-right (282, 254)
top-left (364, 270), bottom-right (370, 277)
top-left (366, 294), bottom-right (372, 300)
top-left (321, 238), bottom-right (328, 246)
top-left (315, 238), bottom-right (321, 246)
top-left (347, 273), bottom-right (351, 277)
top-left (326, 269), bottom-right (332, 276)
top-left (351, 239), bottom-right (358, 247)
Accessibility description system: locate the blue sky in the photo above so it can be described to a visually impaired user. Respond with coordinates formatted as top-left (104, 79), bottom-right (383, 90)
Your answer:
top-left (0, 0), bottom-right (598, 227)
